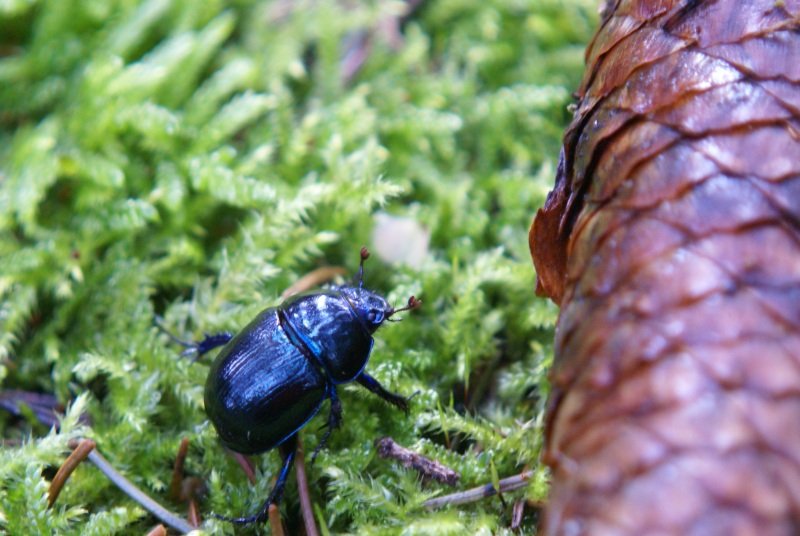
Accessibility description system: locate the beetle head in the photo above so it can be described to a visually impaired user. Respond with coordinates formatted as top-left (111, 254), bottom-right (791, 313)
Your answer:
top-left (342, 287), bottom-right (421, 334)
top-left (341, 287), bottom-right (393, 333)
top-left (343, 247), bottom-right (422, 333)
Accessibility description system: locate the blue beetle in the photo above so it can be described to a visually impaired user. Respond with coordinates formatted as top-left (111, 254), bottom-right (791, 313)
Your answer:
top-left (164, 248), bottom-right (420, 524)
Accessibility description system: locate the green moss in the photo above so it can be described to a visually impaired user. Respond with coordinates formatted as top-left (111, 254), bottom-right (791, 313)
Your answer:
top-left (0, 0), bottom-right (596, 534)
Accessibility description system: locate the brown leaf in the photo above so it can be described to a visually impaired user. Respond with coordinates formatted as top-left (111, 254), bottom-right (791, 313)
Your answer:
top-left (530, 0), bottom-right (800, 533)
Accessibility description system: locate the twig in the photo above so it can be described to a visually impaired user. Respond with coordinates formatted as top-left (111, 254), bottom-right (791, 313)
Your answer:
top-left (294, 438), bottom-right (320, 536)
top-left (1, 392), bottom-right (190, 531)
top-left (281, 266), bottom-right (348, 299)
top-left (229, 449), bottom-right (257, 485)
top-left (511, 499), bottom-right (525, 530)
top-left (421, 470), bottom-right (534, 509)
top-left (187, 499), bottom-right (201, 529)
top-left (268, 503), bottom-right (285, 536)
top-left (169, 437), bottom-right (204, 527)
top-left (84, 447), bottom-right (195, 534)
top-left (48, 439), bottom-right (96, 507)
top-left (146, 525), bottom-right (167, 536)
top-left (341, 0), bottom-right (429, 84)
top-left (376, 437), bottom-right (460, 486)
top-left (169, 437), bottom-right (190, 502)
top-left (0, 390), bottom-right (65, 429)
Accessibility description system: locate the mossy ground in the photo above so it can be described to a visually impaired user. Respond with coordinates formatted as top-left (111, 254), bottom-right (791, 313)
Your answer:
top-left (0, 1), bottom-right (596, 534)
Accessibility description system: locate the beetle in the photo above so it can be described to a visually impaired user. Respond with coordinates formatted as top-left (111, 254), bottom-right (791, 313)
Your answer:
top-left (162, 248), bottom-right (420, 524)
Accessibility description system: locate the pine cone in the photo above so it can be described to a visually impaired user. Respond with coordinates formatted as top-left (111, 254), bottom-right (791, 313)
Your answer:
top-left (530, 1), bottom-right (800, 533)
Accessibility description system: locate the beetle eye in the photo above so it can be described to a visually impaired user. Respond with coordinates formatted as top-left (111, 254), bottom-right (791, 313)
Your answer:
top-left (368, 310), bottom-right (384, 324)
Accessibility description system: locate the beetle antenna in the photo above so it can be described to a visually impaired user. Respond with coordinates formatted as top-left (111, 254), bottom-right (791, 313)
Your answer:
top-left (388, 295), bottom-right (422, 318)
top-left (357, 247), bottom-right (370, 289)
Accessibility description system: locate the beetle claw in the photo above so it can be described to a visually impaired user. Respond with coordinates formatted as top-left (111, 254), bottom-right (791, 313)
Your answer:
top-left (154, 317), bottom-right (194, 348)
top-left (310, 433), bottom-right (330, 466)
top-left (396, 398), bottom-right (410, 415)
top-left (399, 390), bottom-right (421, 415)
top-left (179, 347), bottom-right (200, 359)
top-left (157, 319), bottom-right (233, 361)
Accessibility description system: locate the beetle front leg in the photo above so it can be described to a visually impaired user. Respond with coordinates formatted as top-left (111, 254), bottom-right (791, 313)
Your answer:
top-left (155, 318), bottom-right (232, 360)
top-left (215, 435), bottom-right (298, 525)
top-left (357, 372), bottom-right (411, 414)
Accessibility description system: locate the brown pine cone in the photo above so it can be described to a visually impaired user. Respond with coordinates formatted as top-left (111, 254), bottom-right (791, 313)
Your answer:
top-left (530, 1), bottom-right (800, 534)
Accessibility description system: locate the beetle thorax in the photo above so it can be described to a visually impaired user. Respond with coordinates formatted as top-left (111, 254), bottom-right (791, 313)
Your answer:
top-left (280, 288), bottom-right (389, 383)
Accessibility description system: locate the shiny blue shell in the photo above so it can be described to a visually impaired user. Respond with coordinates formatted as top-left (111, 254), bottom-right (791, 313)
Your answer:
top-left (203, 288), bottom-right (382, 455)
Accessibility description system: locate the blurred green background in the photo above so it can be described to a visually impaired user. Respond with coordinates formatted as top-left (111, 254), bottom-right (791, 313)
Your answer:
top-left (0, 0), bottom-right (596, 533)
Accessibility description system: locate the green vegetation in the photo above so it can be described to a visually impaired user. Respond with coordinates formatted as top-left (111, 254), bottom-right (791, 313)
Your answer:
top-left (0, 0), bottom-right (596, 533)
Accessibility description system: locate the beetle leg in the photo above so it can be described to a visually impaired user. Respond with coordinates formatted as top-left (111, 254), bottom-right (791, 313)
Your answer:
top-left (155, 318), bottom-right (232, 360)
top-left (329, 386), bottom-right (343, 429)
top-left (214, 435), bottom-right (298, 525)
top-left (189, 332), bottom-right (233, 358)
top-left (357, 373), bottom-right (412, 414)
top-left (311, 387), bottom-right (342, 464)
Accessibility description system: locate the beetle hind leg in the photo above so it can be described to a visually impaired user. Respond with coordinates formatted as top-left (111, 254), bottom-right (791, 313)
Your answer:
top-left (213, 436), bottom-right (298, 525)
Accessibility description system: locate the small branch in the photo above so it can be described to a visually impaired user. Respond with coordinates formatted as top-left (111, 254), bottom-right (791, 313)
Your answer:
top-left (294, 438), bottom-right (320, 536)
top-left (268, 503), bottom-right (284, 536)
top-left (146, 525), bottom-right (167, 536)
top-left (1, 392), bottom-right (191, 532)
top-left (48, 439), bottom-right (96, 507)
top-left (511, 499), bottom-right (525, 530)
top-left (421, 470), bottom-right (534, 509)
top-left (169, 437), bottom-right (204, 528)
top-left (85, 447), bottom-right (195, 534)
top-left (376, 437), bottom-right (460, 486)
top-left (169, 437), bottom-right (190, 502)
top-left (0, 390), bottom-right (65, 429)
top-left (187, 499), bottom-right (201, 529)
top-left (229, 449), bottom-right (257, 485)
top-left (341, 0), bottom-right (429, 84)
top-left (281, 266), bottom-right (348, 299)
